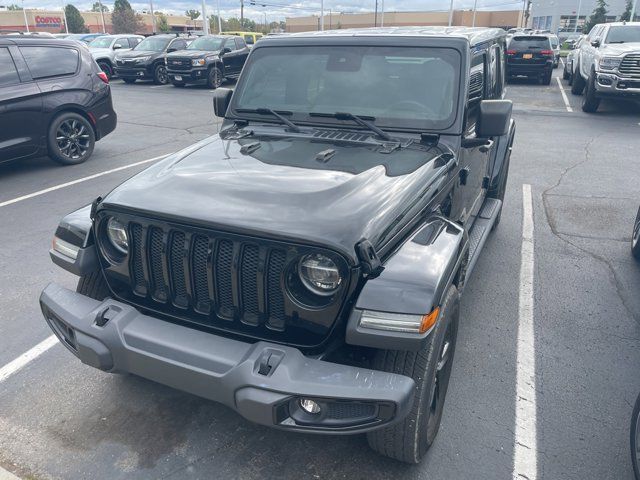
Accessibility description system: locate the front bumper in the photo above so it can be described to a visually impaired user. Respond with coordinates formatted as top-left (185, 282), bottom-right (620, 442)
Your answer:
top-left (115, 64), bottom-right (152, 79)
top-left (40, 283), bottom-right (415, 434)
top-left (167, 67), bottom-right (207, 84)
top-left (595, 72), bottom-right (640, 97)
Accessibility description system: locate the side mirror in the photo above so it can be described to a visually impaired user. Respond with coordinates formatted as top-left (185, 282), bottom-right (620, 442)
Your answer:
top-left (167, 47), bottom-right (177, 53)
top-left (221, 47), bottom-right (232, 55)
top-left (213, 88), bottom-right (233, 117)
top-left (477, 100), bottom-right (512, 138)
top-left (113, 44), bottom-right (122, 50)
top-left (591, 39), bottom-right (600, 47)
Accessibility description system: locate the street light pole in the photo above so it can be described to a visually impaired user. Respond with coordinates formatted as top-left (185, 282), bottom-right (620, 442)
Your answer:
top-left (374, 0), bottom-right (378, 27)
top-left (97, 0), bottom-right (106, 32)
top-left (21, 0), bottom-right (29, 32)
top-left (574, 0), bottom-right (582, 32)
top-left (201, 0), bottom-right (209, 34)
top-left (149, 0), bottom-right (156, 33)
top-left (380, 0), bottom-right (384, 26)
top-left (320, 0), bottom-right (324, 30)
top-left (631, 0), bottom-right (637, 22)
top-left (448, 0), bottom-right (455, 26)
top-left (472, 0), bottom-right (478, 26)
top-left (61, 0), bottom-right (69, 33)
top-left (217, 0), bottom-right (222, 33)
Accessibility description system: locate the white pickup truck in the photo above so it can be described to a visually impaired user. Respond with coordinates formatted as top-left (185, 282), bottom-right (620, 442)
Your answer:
top-left (571, 21), bottom-right (640, 112)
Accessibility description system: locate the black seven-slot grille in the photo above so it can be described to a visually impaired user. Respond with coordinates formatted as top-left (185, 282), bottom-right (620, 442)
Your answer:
top-left (98, 212), bottom-right (350, 347)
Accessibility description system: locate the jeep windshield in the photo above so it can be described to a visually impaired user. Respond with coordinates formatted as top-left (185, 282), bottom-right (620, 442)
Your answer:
top-left (187, 37), bottom-right (224, 51)
top-left (231, 45), bottom-right (461, 131)
top-left (134, 36), bottom-right (171, 51)
top-left (605, 26), bottom-right (640, 44)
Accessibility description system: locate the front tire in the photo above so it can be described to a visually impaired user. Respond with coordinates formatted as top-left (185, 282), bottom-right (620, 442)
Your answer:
top-left (367, 285), bottom-right (460, 463)
top-left (153, 63), bottom-right (168, 85)
top-left (581, 70), bottom-right (600, 113)
top-left (122, 77), bottom-right (136, 84)
top-left (47, 112), bottom-right (95, 165)
top-left (207, 66), bottom-right (223, 89)
top-left (632, 207), bottom-right (640, 260)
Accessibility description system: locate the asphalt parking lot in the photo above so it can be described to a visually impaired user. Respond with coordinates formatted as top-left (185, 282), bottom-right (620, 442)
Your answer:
top-left (1, 66), bottom-right (640, 480)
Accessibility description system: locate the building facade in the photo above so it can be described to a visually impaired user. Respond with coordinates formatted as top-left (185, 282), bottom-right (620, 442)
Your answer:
top-left (530, 0), bottom-right (637, 37)
top-left (285, 10), bottom-right (524, 32)
top-left (0, 10), bottom-right (203, 35)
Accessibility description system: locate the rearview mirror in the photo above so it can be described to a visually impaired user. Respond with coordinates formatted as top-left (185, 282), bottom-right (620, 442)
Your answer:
top-left (213, 88), bottom-right (233, 117)
top-left (477, 100), bottom-right (512, 138)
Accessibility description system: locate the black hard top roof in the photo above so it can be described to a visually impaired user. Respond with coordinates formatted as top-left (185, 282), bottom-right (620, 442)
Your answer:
top-left (272, 26), bottom-right (506, 46)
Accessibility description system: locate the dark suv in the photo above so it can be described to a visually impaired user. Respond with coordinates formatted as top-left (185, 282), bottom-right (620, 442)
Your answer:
top-left (115, 34), bottom-right (195, 85)
top-left (41, 27), bottom-right (515, 463)
top-left (165, 35), bottom-right (249, 88)
top-left (506, 34), bottom-right (555, 84)
top-left (0, 37), bottom-right (117, 165)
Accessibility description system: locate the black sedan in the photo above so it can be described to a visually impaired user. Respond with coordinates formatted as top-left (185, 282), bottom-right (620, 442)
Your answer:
top-left (0, 37), bottom-right (117, 165)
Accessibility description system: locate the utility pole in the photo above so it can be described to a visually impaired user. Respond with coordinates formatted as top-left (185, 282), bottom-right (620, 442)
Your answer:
top-left (320, 0), bottom-right (324, 30)
top-left (201, 0), bottom-right (209, 34)
top-left (574, 0), bottom-right (582, 32)
top-left (97, 0), bottom-right (106, 32)
top-left (631, 0), bottom-right (637, 22)
top-left (22, 0), bottom-right (29, 32)
top-left (240, 0), bottom-right (243, 29)
top-left (472, 0), bottom-right (478, 26)
top-left (62, 0), bottom-right (69, 33)
top-left (149, 0), bottom-right (156, 33)
top-left (448, 0), bottom-right (455, 26)
top-left (374, 0), bottom-right (378, 26)
top-left (216, 0), bottom-right (222, 33)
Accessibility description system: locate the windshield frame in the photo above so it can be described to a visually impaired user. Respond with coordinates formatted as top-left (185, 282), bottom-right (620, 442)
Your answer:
top-left (186, 36), bottom-right (225, 51)
top-left (605, 25), bottom-right (640, 44)
top-left (227, 42), bottom-right (464, 134)
top-left (134, 36), bottom-right (171, 52)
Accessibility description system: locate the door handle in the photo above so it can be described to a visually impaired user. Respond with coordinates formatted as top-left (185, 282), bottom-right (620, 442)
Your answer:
top-left (479, 139), bottom-right (494, 153)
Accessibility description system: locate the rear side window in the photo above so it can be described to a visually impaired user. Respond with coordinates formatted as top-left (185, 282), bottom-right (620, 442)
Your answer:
top-left (19, 46), bottom-right (79, 79)
top-left (244, 34), bottom-right (254, 45)
top-left (0, 48), bottom-right (20, 86)
top-left (508, 36), bottom-right (551, 50)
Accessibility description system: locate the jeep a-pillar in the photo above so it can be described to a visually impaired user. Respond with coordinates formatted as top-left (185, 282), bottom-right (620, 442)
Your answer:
top-left (41, 27), bottom-right (515, 463)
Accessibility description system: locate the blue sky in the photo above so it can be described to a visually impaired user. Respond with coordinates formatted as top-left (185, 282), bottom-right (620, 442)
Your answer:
top-left (30, 0), bottom-right (524, 22)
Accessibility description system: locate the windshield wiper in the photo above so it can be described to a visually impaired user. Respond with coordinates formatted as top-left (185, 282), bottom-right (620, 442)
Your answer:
top-left (309, 111), bottom-right (393, 141)
top-left (236, 108), bottom-right (301, 133)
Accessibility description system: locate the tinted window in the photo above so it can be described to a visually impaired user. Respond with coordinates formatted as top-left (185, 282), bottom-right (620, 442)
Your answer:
top-left (114, 38), bottom-right (129, 49)
top-left (19, 46), bottom-right (79, 79)
top-left (128, 37), bottom-right (142, 48)
top-left (244, 34), bottom-right (254, 45)
top-left (0, 48), bottom-right (20, 86)
top-left (171, 39), bottom-right (187, 50)
top-left (135, 36), bottom-right (171, 51)
top-left (233, 45), bottom-right (461, 131)
top-left (89, 36), bottom-right (113, 48)
top-left (235, 37), bottom-right (246, 49)
top-left (606, 26), bottom-right (640, 44)
top-left (508, 36), bottom-right (551, 50)
top-left (187, 36), bottom-right (224, 51)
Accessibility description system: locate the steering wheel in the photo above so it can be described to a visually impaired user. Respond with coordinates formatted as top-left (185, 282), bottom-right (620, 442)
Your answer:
top-left (385, 100), bottom-right (436, 117)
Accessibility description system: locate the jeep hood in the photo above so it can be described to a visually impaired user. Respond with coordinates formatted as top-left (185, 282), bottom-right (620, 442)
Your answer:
top-left (101, 132), bottom-right (451, 260)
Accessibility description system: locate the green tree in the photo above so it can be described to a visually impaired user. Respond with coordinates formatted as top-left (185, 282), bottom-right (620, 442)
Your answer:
top-left (620, 0), bottom-right (633, 21)
top-left (112, 0), bottom-right (143, 33)
top-left (209, 14), bottom-right (228, 33)
top-left (65, 4), bottom-right (89, 33)
top-left (185, 9), bottom-right (200, 20)
top-left (226, 17), bottom-right (242, 31)
top-left (7, 4), bottom-right (22, 10)
top-left (584, 0), bottom-right (608, 32)
top-left (157, 13), bottom-right (170, 33)
top-left (91, 2), bottom-right (109, 12)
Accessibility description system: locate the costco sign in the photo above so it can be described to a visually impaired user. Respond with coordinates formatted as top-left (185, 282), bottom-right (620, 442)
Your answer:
top-left (35, 16), bottom-right (62, 27)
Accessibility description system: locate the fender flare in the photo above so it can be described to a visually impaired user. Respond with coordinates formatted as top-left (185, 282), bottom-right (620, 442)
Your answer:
top-left (50, 204), bottom-right (100, 276)
top-left (346, 216), bottom-right (467, 351)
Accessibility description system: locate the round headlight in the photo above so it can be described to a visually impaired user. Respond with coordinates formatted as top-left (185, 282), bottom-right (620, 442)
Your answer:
top-left (298, 253), bottom-right (342, 296)
top-left (106, 217), bottom-right (128, 255)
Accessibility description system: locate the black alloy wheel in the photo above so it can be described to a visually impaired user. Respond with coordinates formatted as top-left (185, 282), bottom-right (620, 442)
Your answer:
top-left (207, 66), bottom-right (223, 89)
top-left (154, 64), bottom-right (168, 85)
top-left (47, 113), bottom-right (95, 165)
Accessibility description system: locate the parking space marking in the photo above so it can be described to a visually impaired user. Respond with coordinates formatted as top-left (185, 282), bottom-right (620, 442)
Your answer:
top-left (556, 77), bottom-right (573, 113)
top-left (513, 183), bottom-right (537, 480)
top-left (0, 335), bottom-right (58, 384)
top-left (0, 154), bottom-right (168, 209)
top-left (560, 58), bottom-right (565, 69)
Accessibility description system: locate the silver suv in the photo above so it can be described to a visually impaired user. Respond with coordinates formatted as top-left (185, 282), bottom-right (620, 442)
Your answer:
top-left (571, 22), bottom-right (640, 112)
top-left (88, 34), bottom-right (144, 79)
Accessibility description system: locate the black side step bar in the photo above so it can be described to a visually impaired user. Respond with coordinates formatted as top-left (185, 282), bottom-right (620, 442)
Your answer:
top-left (465, 198), bottom-right (502, 281)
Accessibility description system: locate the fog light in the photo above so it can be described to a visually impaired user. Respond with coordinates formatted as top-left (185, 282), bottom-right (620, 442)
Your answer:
top-left (299, 398), bottom-right (321, 414)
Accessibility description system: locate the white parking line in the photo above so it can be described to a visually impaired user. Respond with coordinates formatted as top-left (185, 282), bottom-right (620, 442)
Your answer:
top-left (556, 77), bottom-right (573, 113)
top-left (0, 335), bottom-right (58, 384)
top-left (0, 154), bottom-right (168, 209)
top-left (560, 58), bottom-right (565, 69)
top-left (0, 465), bottom-right (21, 480)
top-left (513, 184), bottom-right (537, 480)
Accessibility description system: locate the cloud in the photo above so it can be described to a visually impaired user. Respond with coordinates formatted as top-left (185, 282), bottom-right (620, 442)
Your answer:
top-left (30, 0), bottom-right (522, 22)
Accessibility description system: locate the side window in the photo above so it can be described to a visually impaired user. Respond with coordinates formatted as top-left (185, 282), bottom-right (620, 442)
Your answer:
top-left (128, 37), bottom-right (141, 48)
top-left (466, 53), bottom-right (486, 134)
top-left (235, 38), bottom-right (246, 50)
top-left (114, 38), bottom-right (128, 49)
top-left (0, 48), bottom-right (20, 86)
top-left (19, 46), bottom-right (79, 79)
top-left (171, 40), bottom-right (186, 50)
top-left (244, 34), bottom-right (254, 45)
